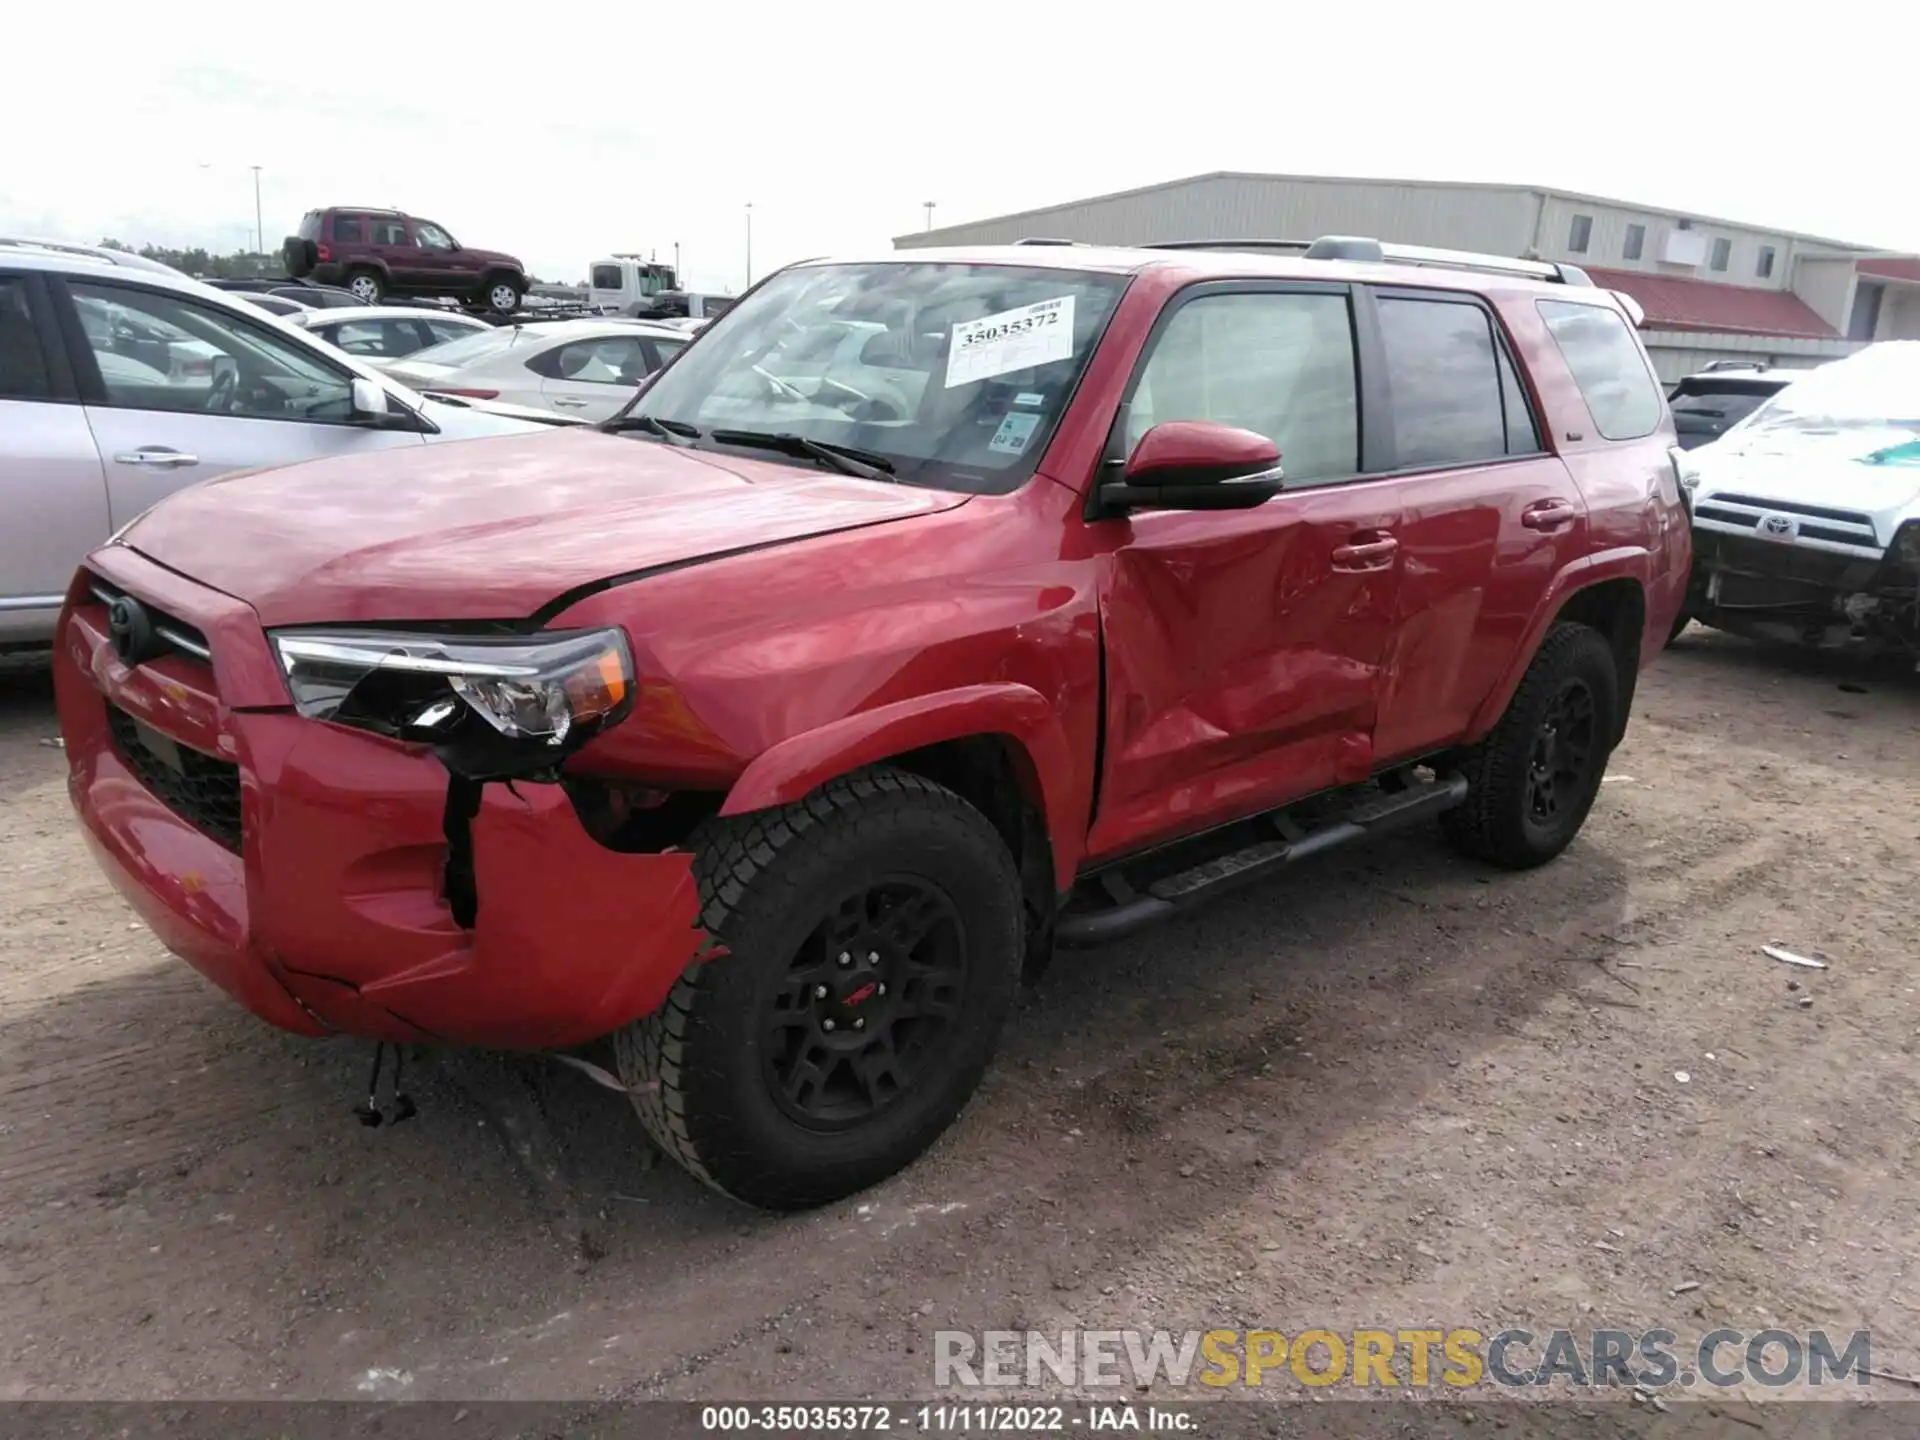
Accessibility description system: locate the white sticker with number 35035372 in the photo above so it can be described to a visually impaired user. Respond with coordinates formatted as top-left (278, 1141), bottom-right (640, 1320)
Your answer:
top-left (945, 296), bottom-right (1077, 388)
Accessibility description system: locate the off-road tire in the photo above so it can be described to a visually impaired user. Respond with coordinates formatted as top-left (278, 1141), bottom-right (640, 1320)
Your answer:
top-left (1440, 622), bottom-right (1619, 870)
top-left (614, 768), bottom-right (1024, 1210)
top-left (345, 267), bottom-right (383, 303)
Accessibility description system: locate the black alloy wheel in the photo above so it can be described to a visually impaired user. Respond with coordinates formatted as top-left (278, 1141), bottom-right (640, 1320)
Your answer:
top-left (763, 879), bottom-right (967, 1128)
top-left (1522, 678), bottom-right (1598, 841)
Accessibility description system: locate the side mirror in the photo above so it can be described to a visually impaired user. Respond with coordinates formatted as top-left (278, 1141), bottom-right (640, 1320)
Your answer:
top-left (351, 377), bottom-right (415, 429)
top-left (1099, 421), bottom-right (1285, 512)
top-left (351, 377), bottom-right (390, 418)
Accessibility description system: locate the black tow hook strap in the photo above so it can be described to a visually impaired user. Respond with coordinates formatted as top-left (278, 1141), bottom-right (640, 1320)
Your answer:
top-left (353, 1042), bottom-right (418, 1128)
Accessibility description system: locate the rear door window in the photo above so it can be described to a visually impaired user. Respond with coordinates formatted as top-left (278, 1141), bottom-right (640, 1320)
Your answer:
top-left (370, 218), bottom-right (408, 246)
top-left (323, 319), bottom-right (417, 356)
top-left (1537, 300), bottom-right (1663, 440)
top-left (550, 335), bottom-right (651, 385)
top-left (1376, 296), bottom-right (1520, 468)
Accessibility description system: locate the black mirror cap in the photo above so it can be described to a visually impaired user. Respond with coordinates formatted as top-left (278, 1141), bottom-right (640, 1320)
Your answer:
top-left (1098, 476), bottom-right (1284, 512)
top-left (1095, 419), bottom-right (1285, 513)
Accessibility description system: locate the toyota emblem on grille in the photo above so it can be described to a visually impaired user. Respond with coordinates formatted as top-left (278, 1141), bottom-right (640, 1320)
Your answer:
top-left (107, 596), bottom-right (158, 666)
top-left (1759, 513), bottom-right (1797, 538)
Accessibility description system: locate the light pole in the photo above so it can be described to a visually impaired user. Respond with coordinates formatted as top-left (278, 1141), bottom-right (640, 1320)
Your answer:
top-left (924, 200), bottom-right (936, 232)
top-left (250, 166), bottom-right (263, 255)
top-left (745, 202), bottom-right (753, 288)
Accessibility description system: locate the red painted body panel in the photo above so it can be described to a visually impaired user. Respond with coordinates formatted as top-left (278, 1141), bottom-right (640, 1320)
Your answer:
top-left (55, 246), bottom-right (1689, 1049)
top-left (57, 584), bottom-right (707, 1049)
top-left (123, 428), bottom-right (969, 627)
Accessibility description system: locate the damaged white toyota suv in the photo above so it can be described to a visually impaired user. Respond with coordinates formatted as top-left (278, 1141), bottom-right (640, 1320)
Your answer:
top-left (1678, 342), bottom-right (1920, 663)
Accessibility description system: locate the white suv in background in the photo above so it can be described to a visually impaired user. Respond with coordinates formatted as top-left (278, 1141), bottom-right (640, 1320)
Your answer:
top-left (1679, 343), bottom-right (1920, 660)
top-left (0, 239), bottom-right (560, 650)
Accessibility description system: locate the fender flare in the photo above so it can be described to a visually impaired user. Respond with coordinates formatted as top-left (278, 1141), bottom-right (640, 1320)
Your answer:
top-left (1465, 546), bottom-right (1651, 739)
top-left (719, 683), bottom-right (1079, 888)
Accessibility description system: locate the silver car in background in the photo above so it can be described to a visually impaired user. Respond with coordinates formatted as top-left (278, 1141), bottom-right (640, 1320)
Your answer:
top-left (0, 238), bottom-right (560, 649)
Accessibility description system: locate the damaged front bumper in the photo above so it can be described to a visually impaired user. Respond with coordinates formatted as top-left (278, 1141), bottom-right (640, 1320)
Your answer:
top-left (1685, 525), bottom-right (1920, 657)
top-left (53, 550), bottom-right (710, 1049)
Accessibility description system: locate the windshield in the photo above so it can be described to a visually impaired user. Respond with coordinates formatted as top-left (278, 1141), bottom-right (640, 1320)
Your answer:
top-left (1736, 357), bottom-right (1920, 443)
top-left (619, 261), bottom-right (1128, 493)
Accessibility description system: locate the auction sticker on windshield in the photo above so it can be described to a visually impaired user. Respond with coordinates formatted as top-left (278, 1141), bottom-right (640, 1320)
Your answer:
top-left (946, 297), bottom-right (1076, 388)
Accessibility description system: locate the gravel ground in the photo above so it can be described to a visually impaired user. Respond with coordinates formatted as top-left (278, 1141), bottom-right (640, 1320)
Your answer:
top-left (1, 630), bottom-right (1916, 1412)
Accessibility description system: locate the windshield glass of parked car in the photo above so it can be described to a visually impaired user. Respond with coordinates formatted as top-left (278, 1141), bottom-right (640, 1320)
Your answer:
top-left (619, 261), bottom-right (1128, 493)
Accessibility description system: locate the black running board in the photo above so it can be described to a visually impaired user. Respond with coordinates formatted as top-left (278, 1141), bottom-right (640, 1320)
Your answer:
top-left (1056, 770), bottom-right (1468, 946)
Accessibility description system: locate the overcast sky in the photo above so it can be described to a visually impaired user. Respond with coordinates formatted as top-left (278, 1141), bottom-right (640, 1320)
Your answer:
top-left (1, 3), bottom-right (1902, 293)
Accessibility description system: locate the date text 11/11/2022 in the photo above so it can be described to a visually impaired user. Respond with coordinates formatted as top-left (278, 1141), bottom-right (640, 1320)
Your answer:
top-left (699, 1403), bottom-right (1195, 1432)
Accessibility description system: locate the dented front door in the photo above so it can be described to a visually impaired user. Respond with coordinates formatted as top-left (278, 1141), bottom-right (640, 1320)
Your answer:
top-left (1085, 283), bottom-right (1402, 862)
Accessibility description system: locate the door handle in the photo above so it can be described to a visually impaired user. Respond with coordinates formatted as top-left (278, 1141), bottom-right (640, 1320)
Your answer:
top-left (1522, 499), bottom-right (1578, 530)
top-left (1330, 534), bottom-right (1399, 572)
top-left (551, 398), bottom-right (589, 409)
top-left (112, 448), bottom-right (200, 469)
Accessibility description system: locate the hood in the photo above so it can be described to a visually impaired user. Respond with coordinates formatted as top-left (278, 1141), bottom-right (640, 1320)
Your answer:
top-left (465, 247), bottom-right (521, 268)
top-left (119, 428), bottom-right (969, 627)
top-left (1693, 430), bottom-right (1920, 536)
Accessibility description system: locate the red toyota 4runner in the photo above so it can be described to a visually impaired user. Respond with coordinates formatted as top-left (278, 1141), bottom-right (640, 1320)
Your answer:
top-left (55, 238), bottom-right (1689, 1209)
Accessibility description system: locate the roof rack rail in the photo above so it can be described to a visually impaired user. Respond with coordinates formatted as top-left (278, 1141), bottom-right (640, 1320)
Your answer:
top-left (1013, 237), bottom-right (1081, 246)
top-left (1146, 238), bottom-right (1312, 254)
top-left (1144, 234), bottom-right (1596, 287)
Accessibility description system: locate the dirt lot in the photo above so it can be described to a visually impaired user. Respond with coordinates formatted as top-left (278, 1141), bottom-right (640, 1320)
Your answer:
top-left (2, 630), bottom-right (1917, 1407)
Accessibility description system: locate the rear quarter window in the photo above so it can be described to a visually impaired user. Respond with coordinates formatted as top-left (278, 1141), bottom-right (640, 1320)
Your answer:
top-left (1536, 299), bottom-right (1663, 441)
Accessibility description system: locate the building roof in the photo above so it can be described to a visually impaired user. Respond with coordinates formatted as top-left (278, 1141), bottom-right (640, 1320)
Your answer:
top-left (901, 171), bottom-right (1892, 253)
top-left (1858, 257), bottom-right (1920, 283)
top-left (1585, 266), bottom-right (1839, 339)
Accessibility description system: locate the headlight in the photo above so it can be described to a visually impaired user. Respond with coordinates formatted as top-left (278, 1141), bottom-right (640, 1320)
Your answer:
top-left (1894, 521), bottom-right (1920, 566)
top-left (271, 628), bottom-right (634, 749)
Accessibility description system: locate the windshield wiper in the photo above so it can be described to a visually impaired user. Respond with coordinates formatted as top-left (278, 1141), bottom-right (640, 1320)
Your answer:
top-left (602, 412), bottom-right (701, 444)
top-left (707, 429), bottom-right (896, 480)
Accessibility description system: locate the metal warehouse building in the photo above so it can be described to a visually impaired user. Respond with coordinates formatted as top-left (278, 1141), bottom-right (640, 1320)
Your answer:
top-left (895, 172), bottom-right (1920, 383)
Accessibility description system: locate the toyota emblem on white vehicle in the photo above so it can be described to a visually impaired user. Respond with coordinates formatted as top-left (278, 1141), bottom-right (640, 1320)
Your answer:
top-left (1760, 513), bottom-right (1797, 538)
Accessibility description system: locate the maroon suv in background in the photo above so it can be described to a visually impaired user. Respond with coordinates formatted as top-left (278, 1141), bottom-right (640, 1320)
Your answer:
top-left (284, 208), bottom-right (529, 314)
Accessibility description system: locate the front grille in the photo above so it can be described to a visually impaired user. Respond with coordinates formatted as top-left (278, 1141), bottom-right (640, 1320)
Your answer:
top-left (1694, 492), bottom-right (1880, 553)
top-left (87, 576), bottom-right (212, 663)
top-left (1710, 493), bottom-right (1876, 527)
top-left (106, 704), bottom-right (242, 853)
